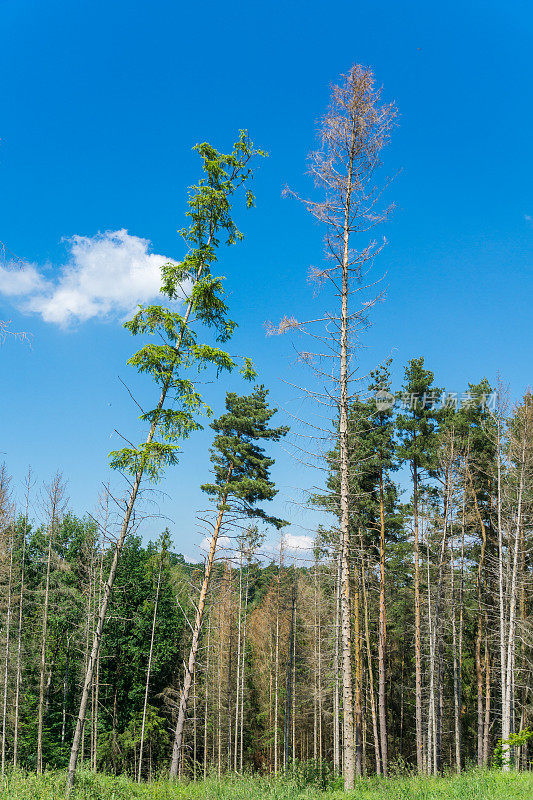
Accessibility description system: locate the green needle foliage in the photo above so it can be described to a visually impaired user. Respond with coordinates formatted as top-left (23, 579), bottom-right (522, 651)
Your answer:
top-left (395, 357), bottom-right (443, 483)
top-left (109, 131), bottom-right (265, 481)
top-left (201, 385), bottom-right (289, 527)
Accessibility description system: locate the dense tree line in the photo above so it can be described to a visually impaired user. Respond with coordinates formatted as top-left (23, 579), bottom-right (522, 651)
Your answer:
top-left (0, 364), bottom-right (530, 780)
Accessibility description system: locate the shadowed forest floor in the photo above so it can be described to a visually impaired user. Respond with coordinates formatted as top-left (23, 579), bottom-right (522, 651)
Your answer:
top-left (2, 770), bottom-right (533, 800)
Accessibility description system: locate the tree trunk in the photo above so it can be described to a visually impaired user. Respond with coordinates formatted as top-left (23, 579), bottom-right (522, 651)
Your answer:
top-left (354, 551), bottom-right (362, 776)
top-left (1, 526), bottom-right (14, 774)
top-left (240, 566), bottom-right (249, 772)
top-left (338, 108), bottom-right (357, 791)
top-left (502, 426), bottom-right (527, 770)
top-left (483, 634), bottom-right (491, 765)
top-left (426, 530), bottom-right (436, 774)
top-left (377, 471), bottom-right (388, 776)
top-left (93, 497), bottom-right (108, 771)
top-left (274, 536), bottom-right (282, 775)
top-left (38, 484), bottom-right (59, 775)
top-left (468, 463), bottom-right (487, 768)
top-left (283, 583), bottom-right (295, 770)
top-left (138, 551), bottom-right (163, 781)
top-left (203, 613), bottom-right (211, 779)
top-left (234, 543), bottom-right (243, 772)
top-left (433, 455), bottom-right (453, 773)
top-left (413, 464), bottom-right (424, 773)
top-left (496, 417), bottom-right (507, 767)
top-left (13, 475), bottom-right (29, 769)
top-left (333, 549), bottom-right (341, 773)
top-left (61, 637), bottom-right (71, 745)
top-left (451, 500), bottom-right (462, 773)
top-left (227, 598), bottom-right (233, 772)
top-left (169, 465), bottom-right (233, 779)
top-left (360, 533), bottom-right (381, 776)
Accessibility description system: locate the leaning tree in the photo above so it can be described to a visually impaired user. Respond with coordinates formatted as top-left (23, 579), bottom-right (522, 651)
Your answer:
top-left (66, 132), bottom-right (265, 793)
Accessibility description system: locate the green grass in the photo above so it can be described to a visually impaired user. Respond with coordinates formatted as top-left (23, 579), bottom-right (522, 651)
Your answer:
top-left (1, 769), bottom-right (532, 800)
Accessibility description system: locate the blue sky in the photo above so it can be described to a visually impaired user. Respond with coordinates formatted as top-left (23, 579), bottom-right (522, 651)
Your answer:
top-left (1, 0), bottom-right (532, 560)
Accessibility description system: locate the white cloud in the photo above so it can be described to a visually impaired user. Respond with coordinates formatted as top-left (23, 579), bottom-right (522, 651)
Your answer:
top-left (0, 261), bottom-right (48, 296)
top-left (200, 535), bottom-right (232, 554)
top-left (0, 229), bottom-right (176, 326)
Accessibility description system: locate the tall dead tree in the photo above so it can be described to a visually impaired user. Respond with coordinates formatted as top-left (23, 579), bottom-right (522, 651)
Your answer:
top-left (271, 65), bottom-right (396, 790)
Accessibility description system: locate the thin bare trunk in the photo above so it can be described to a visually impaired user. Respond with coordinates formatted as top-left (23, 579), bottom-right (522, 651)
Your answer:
top-left (451, 490), bottom-right (463, 773)
top-left (239, 566), bottom-right (249, 773)
top-left (333, 550), bottom-right (341, 773)
top-left (93, 493), bottom-right (108, 771)
top-left (413, 466), bottom-right (424, 772)
top-left (274, 535), bottom-right (282, 775)
top-left (61, 637), bottom-right (71, 745)
top-left (502, 423), bottom-right (527, 769)
top-left (337, 94), bottom-right (359, 792)
top-left (233, 544), bottom-right (243, 772)
top-left (203, 614), bottom-right (211, 779)
top-left (38, 476), bottom-right (63, 774)
top-left (283, 583), bottom-right (295, 769)
top-left (377, 471), bottom-right (387, 776)
top-left (169, 465), bottom-right (233, 778)
top-left (497, 417), bottom-right (507, 762)
top-left (227, 595), bottom-right (233, 772)
top-left (138, 552), bottom-right (163, 781)
top-left (483, 634), bottom-right (491, 765)
top-left (468, 462), bottom-right (487, 768)
top-left (1, 525), bottom-right (14, 774)
top-left (13, 472), bottom-right (30, 768)
top-left (426, 530), bottom-right (436, 774)
top-left (360, 533), bottom-right (381, 776)
top-left (354, 552), bottom-right (362, 776)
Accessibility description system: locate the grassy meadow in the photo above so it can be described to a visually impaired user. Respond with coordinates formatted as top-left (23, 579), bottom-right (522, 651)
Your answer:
top-left (1, 770), bottom-right (532, 800)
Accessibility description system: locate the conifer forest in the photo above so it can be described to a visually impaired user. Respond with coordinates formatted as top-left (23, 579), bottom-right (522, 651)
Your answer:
top-left (1, 10), bottom-right (532, 799)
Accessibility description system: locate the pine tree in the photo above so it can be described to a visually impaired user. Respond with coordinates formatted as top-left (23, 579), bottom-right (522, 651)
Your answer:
top-left (169, 386), bottom-right (288, 777)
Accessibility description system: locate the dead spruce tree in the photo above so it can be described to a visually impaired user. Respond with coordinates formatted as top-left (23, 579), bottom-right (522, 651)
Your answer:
top-left (66, 132), bottom-right (264, 794)
top-left (169, 386), bottom-right (287, 778)
top-left (270, 65), bottom-right (396, 790)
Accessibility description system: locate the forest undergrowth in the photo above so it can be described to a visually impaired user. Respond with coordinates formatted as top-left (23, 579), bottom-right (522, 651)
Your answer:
top-left (2, 769), bottom-right (532, 800)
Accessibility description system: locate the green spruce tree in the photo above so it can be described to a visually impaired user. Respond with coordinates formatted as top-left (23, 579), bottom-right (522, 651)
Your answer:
top-left (170, 386), bottom-right (288, 777)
